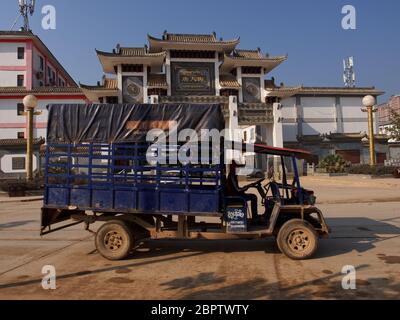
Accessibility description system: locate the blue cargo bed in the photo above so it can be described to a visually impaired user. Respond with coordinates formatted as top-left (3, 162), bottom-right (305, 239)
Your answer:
top-left (44, 143), bottom-right (224, 216)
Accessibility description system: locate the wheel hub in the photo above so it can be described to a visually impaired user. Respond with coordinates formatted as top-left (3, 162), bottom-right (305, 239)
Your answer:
top-left (104, 231), bottom-right (123, 251)
top-left (288, 229), bottom-right (310, 252)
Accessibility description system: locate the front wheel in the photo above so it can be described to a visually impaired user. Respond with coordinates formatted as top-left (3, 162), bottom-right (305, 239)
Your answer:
top-left (276, 219), bottom-right (318, 260)
top-left (95, 220), bottom-right (134, 260)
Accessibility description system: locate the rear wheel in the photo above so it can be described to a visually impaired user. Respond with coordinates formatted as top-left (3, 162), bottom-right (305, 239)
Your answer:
top-left (276, 219), bottom-right (318, 260)
top-left (95, 220), bottom-right (134, 260)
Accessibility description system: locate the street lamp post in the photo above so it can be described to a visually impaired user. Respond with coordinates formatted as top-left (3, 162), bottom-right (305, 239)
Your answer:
top-left (362, 95), bottom-right (377, 166)
top-left (23, 95), bottom-right (38, 181)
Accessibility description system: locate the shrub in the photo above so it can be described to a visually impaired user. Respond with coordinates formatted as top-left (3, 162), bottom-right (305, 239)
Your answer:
top-left (319, 154), bottom-right (348, 173)
top-left (347, 165), bottom-right (397, 176)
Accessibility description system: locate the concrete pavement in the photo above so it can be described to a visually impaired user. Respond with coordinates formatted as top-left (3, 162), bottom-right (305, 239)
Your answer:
top-left (0, 177), bottom-right (399, 300)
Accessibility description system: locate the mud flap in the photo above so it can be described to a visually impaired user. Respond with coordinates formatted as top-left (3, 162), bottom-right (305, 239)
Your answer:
top-left (40, 207), bottom-right (85, 235)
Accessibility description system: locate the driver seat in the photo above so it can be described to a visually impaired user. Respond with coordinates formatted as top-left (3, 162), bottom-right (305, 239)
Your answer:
top-left (270, 181), bottom-right (282, 203)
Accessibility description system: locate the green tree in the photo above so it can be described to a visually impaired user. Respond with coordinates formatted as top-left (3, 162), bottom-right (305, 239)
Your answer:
top-left (319, 154), bottom-right (348, 173)
top-left (387, 110), bottom-right (400, 141)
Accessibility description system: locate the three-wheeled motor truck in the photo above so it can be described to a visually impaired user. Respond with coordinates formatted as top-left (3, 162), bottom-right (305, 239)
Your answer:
top-left (41, 103), bottom-right (330, 260)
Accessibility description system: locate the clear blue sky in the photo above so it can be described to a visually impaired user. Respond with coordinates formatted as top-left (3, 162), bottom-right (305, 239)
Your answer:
top-left (1, 0), bottom-right (399, 101)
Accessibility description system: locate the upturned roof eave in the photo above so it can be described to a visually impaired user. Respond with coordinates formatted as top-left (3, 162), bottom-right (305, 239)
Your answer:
top-left (96, 49), bottom-right (166, 73)
top-left (220, 54), bottom-right (287, 73)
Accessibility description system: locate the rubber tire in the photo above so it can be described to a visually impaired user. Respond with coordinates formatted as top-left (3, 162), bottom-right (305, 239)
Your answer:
top-left (276, 219), bottom-right (318, 260)
top-left (95, 220), bottom-right (134, 260)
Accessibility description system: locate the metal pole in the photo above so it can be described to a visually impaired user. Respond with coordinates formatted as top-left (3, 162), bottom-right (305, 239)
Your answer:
top-left (367, 106), bottom-right (376, 166)
top-left (26, 107), bottom-right (34, 180)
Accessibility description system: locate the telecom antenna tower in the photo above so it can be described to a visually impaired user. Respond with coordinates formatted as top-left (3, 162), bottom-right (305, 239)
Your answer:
top-left (343, 56), bottom-right (356, 88)
top-left (11, 0), bottom-right (36, 32)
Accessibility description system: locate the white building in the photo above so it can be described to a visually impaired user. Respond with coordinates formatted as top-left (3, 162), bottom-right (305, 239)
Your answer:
top-left (81, 31), bottom-right (388, 167)
top-left (377, 95), bottom-right (400, 161)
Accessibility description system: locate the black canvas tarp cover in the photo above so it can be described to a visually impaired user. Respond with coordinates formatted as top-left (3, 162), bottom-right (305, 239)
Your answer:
top-left (46, 103), bottom-right (225, 144)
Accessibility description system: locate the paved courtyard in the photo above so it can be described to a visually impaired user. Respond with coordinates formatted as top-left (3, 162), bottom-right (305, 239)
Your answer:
top-left (0, 176), bottom-right (399, 300)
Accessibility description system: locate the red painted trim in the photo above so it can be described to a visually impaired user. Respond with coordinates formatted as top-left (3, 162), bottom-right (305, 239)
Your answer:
top-left (0, 66), bottom-right (26, 71)
top-left (0, 122), bottom-right (47, 129)
top-left (0, 39), bottom-right (30, 43)
top-left (0, 123), bottom-right (26, 128)
top-left (0, 95), bottom-right (87, 100)
top-left (34, 122), bottom-right (47, 129)
top-left (26, 41), bottom-right (33, 90)
top-left (44, 55), bottom-right (47, 84)
top-left (254, 143), bottom-right (311, 154)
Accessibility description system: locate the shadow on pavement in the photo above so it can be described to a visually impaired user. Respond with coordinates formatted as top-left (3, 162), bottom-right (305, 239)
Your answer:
top-left (1, 217), bottom-right (399, 294)
top-left (162, 264), bottom-right (400, 299)
top-left (0, 220), bottom-right (36, 229)
top-left (314, 217), bottom-right (400, 259)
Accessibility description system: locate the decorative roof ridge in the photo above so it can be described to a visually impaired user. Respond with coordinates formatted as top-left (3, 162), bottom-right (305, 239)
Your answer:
top-left (95, 48), bottom-right (166, 57)
top-left (226, 52), bottom-right (288, 61)
top-left (147, 33), bottom-right (240, 45)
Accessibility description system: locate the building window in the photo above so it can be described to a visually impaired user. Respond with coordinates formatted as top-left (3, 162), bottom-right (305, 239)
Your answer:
top-left (17, 47), bottom-right (25, 59)
top-left (241, 66), bottom-right (262, 74)
top-left (47, 67), bottom-right (56, 85)
top-left (17, 103), bottom-right (24, 116)
top-left (12, 157), bottom-right (26, 170)
top-left (17, 75), bottom-right (24, 87)
top-left (243, 131), bottom-right (248, 142)
top-left (121, 64), bottom-right (143, 72)
top-left (170, 50), bottom-right (216, 59)
top-left (106, 96), bottom-right (119, 104)
top-left (17, 132), bottom-right (25, 139)
top-left (39, 56), bottom-right (44, 71)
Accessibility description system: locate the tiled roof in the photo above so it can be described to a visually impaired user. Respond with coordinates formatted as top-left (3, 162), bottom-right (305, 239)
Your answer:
top-left (0, 86), bottom-right (84, 94)
top-left (229, 49), bottom-right (287, 61)
top-left (120, 47), bottom-right (146, 56)
top-left (219, 74), bottom-right (240, 88)
top-left (265, 85), bottom-right (302, 98)
top-left (298, 87), bottom-right (384, 96)
top-left (96, 47), bottom-right (166, 57)
top-left (234, 49), bottom-right (264, 59)
top-left (80, 79), bottom-right (118, 91)
top-left (0, 138), bottom-right (45, 146)
top-left (165, 33), bottom-right (217, 43)
top-left (147, 74), bottom-right (167, 88)
top-left (221, 51), bottom-right (287, 74)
